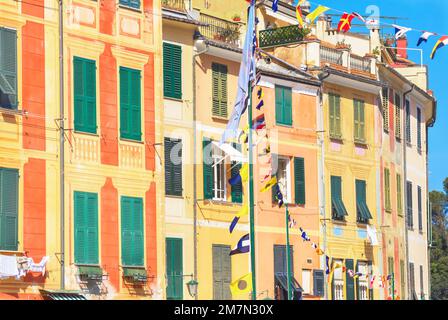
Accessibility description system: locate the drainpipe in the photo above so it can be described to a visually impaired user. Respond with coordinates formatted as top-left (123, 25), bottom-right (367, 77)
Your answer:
top-left (402, 83), bottom-right (414, 300)
top-left (58, 0), bottom-right (65, 290)
top-left (192, 33), bottom-right (209, 300)
top-left (318, 71), bottom-right (330, 300)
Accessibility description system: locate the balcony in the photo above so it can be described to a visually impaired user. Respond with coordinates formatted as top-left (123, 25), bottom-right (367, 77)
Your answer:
top-left (350, 55), bottom-right (371, 73)
top-left (320, 46), bottom-right (343, 65)
top-left (162, 0), bottom-right (187, 12)
top-left (259, 25), bottom-right (307, 48)
top-left (199, 13), bottom-right (242, 47)
top-left (320, 44), bottom-right (373, 75)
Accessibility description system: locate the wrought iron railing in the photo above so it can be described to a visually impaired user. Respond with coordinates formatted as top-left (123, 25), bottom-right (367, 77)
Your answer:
top-left (161, 0), bottom-right (186, 11)
top-left (350, 55), bottom-right (371, 73)
top-left (259, 25), bottom-right (306, 48)
top-left (320, 46), bottom-right (343, 65)
top-left (199, 13), bottom-right (242, 47)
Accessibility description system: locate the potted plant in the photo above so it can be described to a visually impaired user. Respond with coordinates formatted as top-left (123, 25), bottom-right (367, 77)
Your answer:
top-left (232, 14), bottom-right (241, 22)
top-left (336, 40), bottom-right (351, 50)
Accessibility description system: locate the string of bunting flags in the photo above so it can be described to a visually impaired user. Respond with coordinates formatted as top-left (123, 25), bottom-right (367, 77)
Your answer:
top-left (270, 0), bottom-right (448, 60)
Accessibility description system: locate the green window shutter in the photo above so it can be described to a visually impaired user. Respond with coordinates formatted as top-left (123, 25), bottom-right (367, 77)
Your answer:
top-left (166, 238), bottom-right (183, 300)
top-left (382, 88), bottom-right (389, 133)
top-left (212, 63), bottom-right (228, 118)
top-left (73, 57), bottom-right (97, 134)
top-left (368, 261), bottom-right (374, 300)
top-left (331, 176), bottom-right (348, 220)
top-left (345, 259), bottom-right (355, 300)
top-left (417, 186), bottom-right (422, 232)
top-left (313, 269), bottom-right (325, 297)
top-left (354, 99), bottom-right (360, 141)
top-left (74, 191), bottom-right (98, 265)
top-left (329, 94), bottom-right (335, 136)
top-left (271, 154), bottom-right (278, 204)
top-left (203, 139), bottom-right (214, 200)
top-left (119, 0), bottom-right (140, 9)
top-left (121, 197), bottom-right (144, 266)
top-left (385, 168), bottom-right (391, 211)
top-left (406, 100), bottom-right (411, 143)
top-left (164, 138), bottom-right (183, 196)
top-left (395, 93), bottom-right (401, 139)
top-left (120, 67), bottom-right (141, 141)
top-left (0, 168), bottom-right (19, 251)
top-left (231, 143), bottom-right (243, 204)
top-left (354, 99), bottom-right (365, 142)
top-left (163, 43), bottom-right (182, 100)
top-left (417, 108), bottom-right (422, 150)
top-left (329, 94), bottom-right (341, 138)
top-left (397, 174), bottom-right (403, 215)
top-left (356, 180), bottom-right (372, 222)
top-left (275, 86), bottom-right (292, 126)
top-left (294, 157), bottom-right (305, 205)
top-left (0, 28), bottom-right (18, 109)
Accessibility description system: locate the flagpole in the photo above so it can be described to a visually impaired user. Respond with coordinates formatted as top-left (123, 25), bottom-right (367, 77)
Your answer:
top-left (285, 203), bottom-right (292, 300)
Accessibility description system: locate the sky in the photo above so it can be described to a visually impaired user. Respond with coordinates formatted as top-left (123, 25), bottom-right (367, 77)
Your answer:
top-left (306, 0), bottom-right (448, 191)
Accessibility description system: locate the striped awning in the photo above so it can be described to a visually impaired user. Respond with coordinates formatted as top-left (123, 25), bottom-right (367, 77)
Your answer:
top-left (40, 290), bottom-right (87, 300)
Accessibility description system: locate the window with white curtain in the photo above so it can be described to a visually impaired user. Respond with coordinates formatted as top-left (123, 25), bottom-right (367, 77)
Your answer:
top-left (213, 148), bottom-right (226, 201)
top-left (333, 259), bottom-right (344, 300)
top-left (358, 262), bottom-right (369, 300)
top-left (277, 157), bottom-right (291, 203)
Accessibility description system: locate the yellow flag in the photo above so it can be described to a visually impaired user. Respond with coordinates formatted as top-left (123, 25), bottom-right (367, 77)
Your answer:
top-left (230, 273), bottom-right (252, 296)
top-left (260, 176), bottom-right (277, 193)
top-left (316, 248), bottom-right (325, 256)
top-left (306, 5), bottom-right (329, 23)
top-left (236, 206), bottom-right (248, 218)
top-left (296, 0), bottom-right (306, 27)
top-left (240, 164), bottom-right (249, 183)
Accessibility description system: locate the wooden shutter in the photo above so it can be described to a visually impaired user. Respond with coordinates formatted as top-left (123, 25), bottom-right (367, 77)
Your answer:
top-left (0, 28), bottom-right (18, 109)
top-left (417, 108), bottom-right (422, 150)
top-left (354, 99), bottom-right (360, 141)
top-left (345, 259), bottom-right (355, 300)
top-left (400, 260), bottom-right (405, 298)
top-left (121, 197), bottom-right (133, 266)
top-left (212, 245), bottom-right (232, 300)
top-left (86, 193), bottom-right (99, 264)
top-left (120, 67), bottom-right (141, 141)
top-left (119, 0), bottom-right (140, 10)
top-left (313, 269), bottom-right (325, 297)
top-left (212, 63), bottom-right (228, 118)
top-left (382, 88), bottom-right (389, 132)
top-left (164, 138), bottom-right (183, 196)
top-left (0, 168), bottom-right (19, 251)
top-left (294, 157), bottom-right (305, 205)
top-left (409, 262), bottom-right (415, 297)
top-left (418, 186), bottom-right (422, 231)
top-left (121, 197), bottom-right (144, 266)
top-left (275, 86), bottom-right (283, 125)
top-left (385, 168), bottom-right (391, 211)
top-left (354, 99), bottom-right (365, 142)
top-left (163, 43), bottom-right (182, 99)
top-left (73, 57), bottom-right (96, 134)
top-left (329, 94), bottom-right (335, 136)
top-left (407, 181), bottom-right (413, 228)
top-left (231, 143), bottom-right (243, 203)
top-left (283, 86), bottom-right (292, 125)
top-left (356, 180), bottom-right (365, 222)
top-left (203, 139), bottom-right (214, 200)
top-left (368, 261), bottom-right (374, 300)
top-left (397, 174), bottom-right (403, 215)
top-left (74, 192), bottom-right (86, 264)
top-left (395, 93), bottom-right (401, 139)
top-left (406, 100), bottom-right (411, 143)
top-left (74, 191), bottom-right (98, 264)
top-left (166, 238), bottom-right (183, 300)
top-left (275, 86), bottom-right (292, 126)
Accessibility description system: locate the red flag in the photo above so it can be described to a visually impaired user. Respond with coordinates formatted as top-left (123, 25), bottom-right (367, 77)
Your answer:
top-left (338, 13), bottom-right (355, 33)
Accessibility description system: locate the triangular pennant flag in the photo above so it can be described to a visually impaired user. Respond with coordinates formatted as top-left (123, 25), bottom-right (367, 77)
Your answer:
top-left (392, 24), bottom-right (412, 40)
top-left (260, 176), bottom-right (277, 193)
top-left (306, 5), bottom-right (330, 24)
top-left (229, 216), bottom-right (240, 234)
top-left (230, 234), bottom-right (250, 256)
top-left (256, 100), bottom-right (264, 110)
top-left (430, 36), bottom-right (448, 59)
top-left (240, 163), bottom-right (249, 183)
top-left (299, 227), bottom-right (311, 241)
top-left (257, 87), bottom-right (263, 100)
top-left (417, 31), bottom-right (436, 47)
top-left (325, 255), bottom-right (330, 275)
top-left (272, 0), bottom-right (279, 13)
top-left (295, 0), bottom-right (306, 28)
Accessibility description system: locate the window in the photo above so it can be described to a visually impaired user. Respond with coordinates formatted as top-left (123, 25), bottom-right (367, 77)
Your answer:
top-left (332, 259), bottom-right (344, 300)
top-left (231, 143), bottom-right (243, 204)
top-left (121, 196), bottom-right (144, 267)
top-left (397, 174), bottom-right (403, 216)
top-left (163, 42), bottom-right (182, 99)
top-left (357, 261), bottom-right (369, 300)
top-left (212, 147), bottom-right (226, 201)
top-left (74, 57), bottom-right (97, 134)
top-left (331, 176), bottom-right (348, 221)
top-left (313, 270), bottom-right (325, 297)
top-left (407, 181), bottom-right (413, 229)
top-left (0, 168), bottom-right (19, 251)
top-left (418, 186), bottom-right (423, 232)
top-left (409, 262), bottom-right (417, 300)
top-left (120, 66), bottom-right (142, 141)
top-left (212, 63), bottom-right (228, 118)
top-left (406, 99), bottom-right (411, 144)
top-left (400, 260), bottom-right (405, 298)
top-left (0, 27), bottom-right (17, 109)
top-left (275, 157), bottom-right (291, 203)
top-left (212, 245), bottom-right (232, 300)
top-left (419, 265), bottom-right (424, 300)
top-left (384, 168), bottom-right (391, 212)
top-left (417, 107), bottom-right (422, 151)
top-left (294, 157), bottom-right (305, 205)
top-left (302, 269), bottom-right (311, 294)
top-left (274, 245), bottom-right (301, 300)
top-left (388, 257), bottom-right (394, 298)
top-left (119, 0), bottom-right (140, 10)
top-left (275, 85), bottom-right (292, 126)
top-left (345, 259), bottom-right (355, 300)
top-left (164, 138), bottom-right (183, 197)
top-left (166, 238), bottom-right (183, 300)
top-left (382, 88), bottom-right (389, 133)
top-left (74, 191), bottom-right (99, 265)
top-left (356, 179), bottom-right (372, 223)
top-left (395, 93), bottom-right (401, 140)
top-left (329, 93), bottom-right (341, 138)
top-left (353, 99), bottom-right (365, 143)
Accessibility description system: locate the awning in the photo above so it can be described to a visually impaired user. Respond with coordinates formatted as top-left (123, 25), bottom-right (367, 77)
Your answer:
top-left (357, 201), bottom-right (373, 221)
top-left (211, 141), bottom-right (247, 164)
top-left (275, 274), bottom-right (303, 293)
top-left (332, 198), bottom-right (348, 219)
top-left (40, 290), bottom-right (87, 300)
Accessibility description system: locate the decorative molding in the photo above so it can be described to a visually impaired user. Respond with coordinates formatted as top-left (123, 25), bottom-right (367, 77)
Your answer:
top-left (111, 45), bottom-right (149, 68)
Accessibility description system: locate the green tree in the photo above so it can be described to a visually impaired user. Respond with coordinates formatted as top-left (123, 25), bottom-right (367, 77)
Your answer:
top-left (444, 177), bottom-right (448, 196)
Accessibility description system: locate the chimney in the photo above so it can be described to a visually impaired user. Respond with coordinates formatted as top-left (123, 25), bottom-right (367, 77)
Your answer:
top-left (396, 36), bottom-right (408, 59)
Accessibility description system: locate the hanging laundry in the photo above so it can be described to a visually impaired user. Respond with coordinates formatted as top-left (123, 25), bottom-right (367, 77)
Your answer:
top-left (0, 255), bottom-right (20, 280)
top-left (230, 234), bottom-right (250, 256)
top-left (430, 36), bottom-right (448, 59)
top-left (417, 31), bottom-right (436, 47)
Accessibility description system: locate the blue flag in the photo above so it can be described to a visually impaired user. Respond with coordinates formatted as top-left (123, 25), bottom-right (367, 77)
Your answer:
top-left (272, 0), bottom-right (279, 12)
top-left (230, 234), bottom-right (250, 256)
top-left (229, 216), bottom-right (240, 234)
top-left (220, 1), bottom-right (256, 144)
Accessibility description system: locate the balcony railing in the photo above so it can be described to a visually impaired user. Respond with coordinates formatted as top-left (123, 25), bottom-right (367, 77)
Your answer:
top-left (199, 14), bottom-right (242, 47)
top-left (259, 25), bottom-right (306, 48)
top-left (161, 0), bottom-right (186, 12)
top-left (350, 55), bottom-right (371, 73)
top-left (320, 46), bottom-right (343, 65)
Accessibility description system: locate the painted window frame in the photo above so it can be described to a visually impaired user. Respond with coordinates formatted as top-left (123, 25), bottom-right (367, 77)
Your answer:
top-left (0, 27), bottom-right (18, 110)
